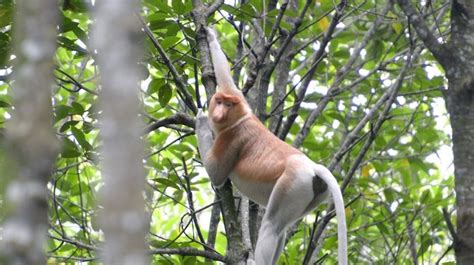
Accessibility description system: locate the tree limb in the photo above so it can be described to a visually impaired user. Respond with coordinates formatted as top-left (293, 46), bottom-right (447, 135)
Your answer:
top-left (396, 0), bottom-right (450, 68)
top-left (144, 113), bottom-right (195, 134)
top-left (138, 15), bottom-right (198, 114)
top-left (149, 247), bottom-right (226, 262)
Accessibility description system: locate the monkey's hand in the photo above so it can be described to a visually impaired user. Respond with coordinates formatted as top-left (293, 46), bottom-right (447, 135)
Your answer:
top-left (196, 109), bottom-right (210, 131)
top-left (196, 109), bottom-right (214, 160)
top-left (206, 27), bottom-right (218, 44)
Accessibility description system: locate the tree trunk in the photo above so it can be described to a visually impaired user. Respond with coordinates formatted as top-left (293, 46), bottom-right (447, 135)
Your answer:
top-left (445, 1), bottom-right (474, 263)
top-left (1, 1), bottom-right (59, 264)
top-left (191, 1), bottom-right (247, 263)
top-left (447, 79), bottom-right (474, 264)
top-left (396, 0), bottom-right (474, 262)
top-left (91, 0), bottom-right (149, 264)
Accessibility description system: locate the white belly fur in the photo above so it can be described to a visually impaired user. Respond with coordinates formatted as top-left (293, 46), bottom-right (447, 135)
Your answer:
top-left (229, 172), bottom-right (275, 206)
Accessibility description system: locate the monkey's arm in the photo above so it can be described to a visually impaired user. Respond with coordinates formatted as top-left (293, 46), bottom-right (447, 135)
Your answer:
top-left (196, 110), bottom-right (236, 187)
top-left (204, 137), bottom-right (240, 188)
top-left (196, 109), bottom-right (214, 159)
top-left (206, 28), bottom-right (242, 95)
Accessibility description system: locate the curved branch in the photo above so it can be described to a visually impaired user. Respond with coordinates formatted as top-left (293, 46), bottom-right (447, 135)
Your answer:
top-left (205, 0), bottom-right (225, 17)
top-left (149, 247), bottom-right (226, 262)
top-left (144, 113), bottom-right (195, 134)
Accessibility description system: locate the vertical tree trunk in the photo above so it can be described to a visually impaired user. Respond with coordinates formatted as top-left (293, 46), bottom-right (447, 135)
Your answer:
top-left (445, 1), bottom-right (474, 263)
top-left (447, 79), bottom-right (474, 264)
top-left (396, 0), bottom-right (474, 262)
top-left (91, 1), bottom-right (149, 264)
top-left (192, 1), bottom-right (247, 263)
top-left (1, 1), bottom-right (59, 264)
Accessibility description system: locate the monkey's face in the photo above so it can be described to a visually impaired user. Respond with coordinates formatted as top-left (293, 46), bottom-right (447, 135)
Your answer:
top-left (209, 92), bottom-right (246, 131)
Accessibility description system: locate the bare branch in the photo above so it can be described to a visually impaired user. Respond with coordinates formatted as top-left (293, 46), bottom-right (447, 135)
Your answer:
top-left (150, 247), bottom-right (226, 262)
top-left (55, 68), bottom-right (99, 95)
top-left (442, 207), bottom-right (459, 244)
top-left (144, 113), bottom-right (195, 134)
top-left (49, 234), bottom-right (98, 251)
top-left (240, 194), bottom-right (255, 263)
top-left (242, 0), bottom-right (313, 95)
top-left (205, 0), bottom-right (225, 17)
top-left (206, 196), bottom-right (221, 259)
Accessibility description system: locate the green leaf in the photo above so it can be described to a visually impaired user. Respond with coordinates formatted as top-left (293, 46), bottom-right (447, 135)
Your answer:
top-left (62, 0), bottom-right (88, 12)
top-left (182, 255), bottom-right (197, 265)
top-left (149, 1), bottom-right (172, 14)
top-left (57, 36), bottom-right (87, 55)
top-left (0, 100), bottom-right (10, 108)
top-left (147, 78), bottom-right (164, 94)
top-left (149, 20), bottom-right (173, 31)
top-left (82, 121), bottom-right (95, 134)
top-left (376, 222), bottom-right (389, 234)
top-left (161, 36), bottom-right (180, 49)
top-left (71, 126), bottom-right (92, 151)
top-left (71, 102), bottom-right (84, 115)
top-left (172, 0), bottom-right (185, 15)
top-left (59, 120), bottom-right (79, 133)
top-left (383, 188), bottom-right (396, 203)
top-left (0, 31), bottom-right (10, 66)
top-left (0, 4), bottom-right (13, 28)
top-left (55, 105), bottom-right (71, 121)
top-left (418, 237), bottom-right (433, 255)
top-left (61, 138), bottom-right (81, 158)
top-left (158, 84), bottom-right (172, 107)
top-left (367, 39), bottom-right (384, 61)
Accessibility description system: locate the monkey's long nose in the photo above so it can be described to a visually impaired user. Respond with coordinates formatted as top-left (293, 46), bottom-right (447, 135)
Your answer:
top-left (212, 111), bottom-right (225, 123)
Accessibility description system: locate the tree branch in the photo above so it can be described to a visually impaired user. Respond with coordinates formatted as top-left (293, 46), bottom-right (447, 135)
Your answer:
top-left (307, 45), bottom-right (420, 262)
top-left (144, 113), bottom-right (195, 134)
top-left (396, 0), bottom-right (450, 68)
top-left (192, 2), bottom-right (247, 263)
top-left (442, 207), bottom-right (459, 245)
top-left (149, 247), bottom-right (226, 262)
top-left (206, 195), bottom-right (221, 260)
top-left (293, 0), bottom-right (384, 147)
top-left (138, 15), bottom-right (198, 114)
top-left (205, 0), bottom-right (225, 17)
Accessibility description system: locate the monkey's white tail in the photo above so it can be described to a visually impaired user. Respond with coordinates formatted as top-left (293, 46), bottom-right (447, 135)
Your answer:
top-left (316, 168), bottom-right (348, 265)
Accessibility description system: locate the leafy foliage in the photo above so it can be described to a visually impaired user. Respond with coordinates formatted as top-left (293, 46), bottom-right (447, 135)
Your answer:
top-left (0, 0), bottom-right (455, 264)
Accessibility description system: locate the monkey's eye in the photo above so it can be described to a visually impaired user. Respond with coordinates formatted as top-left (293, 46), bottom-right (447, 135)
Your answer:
top-left (224, 102), bottom-right (232, 107)
top-left (216, 100), bottom-right (222, 105)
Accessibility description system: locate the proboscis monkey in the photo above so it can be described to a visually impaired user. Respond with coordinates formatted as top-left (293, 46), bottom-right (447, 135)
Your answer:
top-left (195, 28), bottom-right (348, 265)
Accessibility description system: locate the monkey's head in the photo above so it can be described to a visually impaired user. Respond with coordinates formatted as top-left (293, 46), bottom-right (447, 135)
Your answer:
top-left (209, 92), bottom-right (250, 132)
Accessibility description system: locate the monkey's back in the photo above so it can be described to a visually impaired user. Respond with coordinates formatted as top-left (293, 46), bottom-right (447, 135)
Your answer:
top-left (233, 116), bottom-right (302, 183)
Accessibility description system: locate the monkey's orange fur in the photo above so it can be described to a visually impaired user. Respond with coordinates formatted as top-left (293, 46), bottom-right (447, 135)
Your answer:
top-left (209, 91), bottom-right (303, 181)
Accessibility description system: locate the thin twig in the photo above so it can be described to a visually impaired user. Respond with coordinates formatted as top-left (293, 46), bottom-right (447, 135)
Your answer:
top-left (138, 15), bottom-right (198, 114)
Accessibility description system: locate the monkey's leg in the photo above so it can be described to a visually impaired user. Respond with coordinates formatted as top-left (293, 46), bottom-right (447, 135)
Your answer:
top-left (271, 231), bottom-right (287, 263)
top-left (255, 172), bottom-right (316, 265)
top-left (255, 217), bottom-right (283, 265)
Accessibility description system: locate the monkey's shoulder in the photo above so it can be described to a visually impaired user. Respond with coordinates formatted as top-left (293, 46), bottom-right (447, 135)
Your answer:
top-left (239, 116), bottom-right (301, 154)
